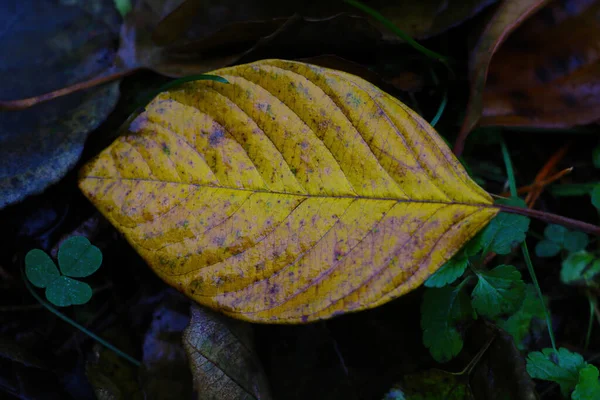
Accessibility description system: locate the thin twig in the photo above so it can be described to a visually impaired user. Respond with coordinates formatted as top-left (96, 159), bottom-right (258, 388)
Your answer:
top-left (0, 68), bottom-right (138, 110)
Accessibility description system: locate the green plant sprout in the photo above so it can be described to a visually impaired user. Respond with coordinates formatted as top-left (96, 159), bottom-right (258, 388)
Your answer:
top-left (23, 236), bottom-right (140, 367)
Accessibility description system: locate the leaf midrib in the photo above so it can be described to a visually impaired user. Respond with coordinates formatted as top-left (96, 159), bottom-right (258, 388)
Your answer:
top-left (82, 175), bottom-right (497, 208)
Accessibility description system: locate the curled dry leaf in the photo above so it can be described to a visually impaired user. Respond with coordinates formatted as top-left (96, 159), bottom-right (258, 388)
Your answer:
top-left (79, 59), bottom-right (498, 323)
top-left (455, 0), bottom-right (550, 154)
top-left (183, 305), bottom-right (271, 400)
top-left (481, 0), bottom-right (600, 128)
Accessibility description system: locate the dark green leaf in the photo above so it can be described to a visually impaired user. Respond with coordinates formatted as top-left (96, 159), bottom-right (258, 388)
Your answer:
top-left (472, 265), bottom-right (525, 318)
top-left (45, 276), bottom-right (92, 307)
top-left (476, 199), bottom-right (530, 255)
top-left (421, 285), bottom-right (474, 363)
top-left (544, 224), bottom-right (568, 244)
top-left (57, 236), bottom-right (102, 278)
top-left (563, 231), bottom-right (590, 253)
top-left (0, 0), bottom-right (120, 209)
top-left (593, 145), bottom-right (600, 169)
top-left (526, 348), bottom-right (586, 396)
top-left (561, 251), bottom-right (599, 286)
top-left (535, 240), bottom-right (561, 258)
top-left (497, 285), bottom-right (546, 351)
top-left (25, 249), bottom-right (59, 288)
top-left (425, 255), bottom-right (468, 288)
top-left (572, 364), bottom-right (600, 400)
top-left (592, 185), bottom-right (600, 210)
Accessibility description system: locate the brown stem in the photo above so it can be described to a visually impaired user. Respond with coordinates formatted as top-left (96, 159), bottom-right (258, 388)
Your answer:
top-left (496, 204), bottom-right (600, 236)
top-left (0, 67), bottom-right (139, 111)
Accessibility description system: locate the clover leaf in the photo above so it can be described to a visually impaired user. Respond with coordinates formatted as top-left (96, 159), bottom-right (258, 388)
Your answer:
top-left (25, 236), bottom-right (102, 307)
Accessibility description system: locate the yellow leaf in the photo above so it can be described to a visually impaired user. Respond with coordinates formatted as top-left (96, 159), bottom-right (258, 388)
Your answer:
top-left (79, 59), bottom-right (498, 323)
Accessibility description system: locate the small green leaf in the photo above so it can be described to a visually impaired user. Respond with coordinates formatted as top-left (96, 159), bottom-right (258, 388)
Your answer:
top-left (421, 284), bottom-right (474, 363)
top-left (45, 276), bottom-right (92, 307)
top-left (593, 145), bottom-right (600, 169)
top-left (572, 364), bottom-right (600, 400)
top-left (526, 347), bottom-right (586, 396)
top-left (58, 236), bottom-right (102, 278)
top-left (592, 185), bottom-right (600, 210)
top-left (476, 198), bottom-right (530, 255)
top-left (561, 251), bottom-right (599, 285)
top-left (544, 224), bottom-right (568, 244)
top-left (535, 240), bottom-right (561, 258)
top-left (498, 285), bottom-right (547, 351)
top-left (425, 255), bottom-right (468, 288)
top-left (564, 231), bottom-right (590, 253)
top-left (472, 265), bottom-right (526, 318)
top-left (25, 249), bottom-right (60, 288)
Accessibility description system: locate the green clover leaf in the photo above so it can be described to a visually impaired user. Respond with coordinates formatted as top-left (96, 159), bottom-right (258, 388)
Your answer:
top-left (24, 236), bottom-right (101, 307)
top-left (58, 236), bottom-right (102, 278)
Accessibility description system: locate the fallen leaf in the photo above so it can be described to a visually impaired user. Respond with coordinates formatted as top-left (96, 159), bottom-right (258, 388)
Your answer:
top-left (480, 0), bottom-right (600, 128)
top-left (183, 304), bottom-right (271, 400)
top-left (79, 59), bottom-right (498, 323)
top-left (361, 0), bottom-right (499, 41)
top-left (0, 0), bottom-right (120, 208)
top-left (455, 0), bottom-right (549, 154)
top-left (467, 322), bottom-right (538, 400)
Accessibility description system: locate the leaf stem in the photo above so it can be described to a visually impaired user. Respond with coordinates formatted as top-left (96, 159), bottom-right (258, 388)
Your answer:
top-left (500, 137), bottom-right (557, 353)
top-left (343, 0), bottom-right (450, 65)
top-left (585, 293), bottom-right (595, 352)
top-left (495, 204), bottom-right (600, 236)
top-left (21, 269), bottom-right (141, 367)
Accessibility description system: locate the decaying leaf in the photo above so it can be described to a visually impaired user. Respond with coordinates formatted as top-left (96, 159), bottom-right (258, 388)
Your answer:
top-left (456, 0), bottom-right (549, 153)
top-left (183, 305), bottom-right (271, 400)
top-left (361, 0), bottom-right (498, 41)
top-left (79, 59), bottom-right (498, 323)
top-left (481, 0), bottom-right (600, 128)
